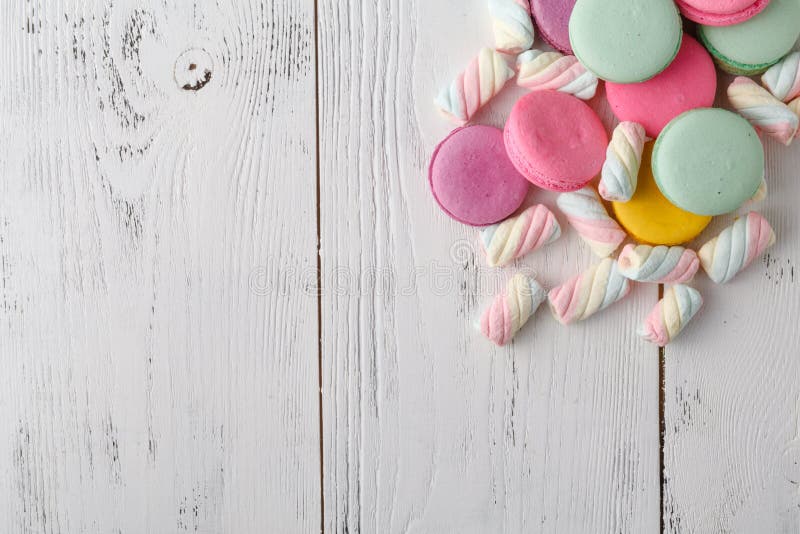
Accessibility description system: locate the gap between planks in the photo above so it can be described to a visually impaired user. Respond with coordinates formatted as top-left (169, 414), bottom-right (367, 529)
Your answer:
top-left (659, 283), bottom-right (666, 534)
top-left (313, 0), bottom-right (326, 533)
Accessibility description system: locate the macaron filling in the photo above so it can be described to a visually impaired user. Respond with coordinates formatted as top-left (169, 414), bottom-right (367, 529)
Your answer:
top-left (676, 0), bottom-right (771, 26)
top-left (698, 0), bottom-right (800, 74)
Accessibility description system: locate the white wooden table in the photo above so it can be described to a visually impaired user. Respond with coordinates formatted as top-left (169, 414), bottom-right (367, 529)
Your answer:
top-left (1, 1), bottom-right (798, 532)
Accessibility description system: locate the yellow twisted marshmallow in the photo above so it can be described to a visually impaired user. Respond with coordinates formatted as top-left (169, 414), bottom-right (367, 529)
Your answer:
top-left (698, 211), bottom-right (776, 284)
top-left (746, 178), bottom-right (768, 205)
top-left (728, 76), bottom-right (799, 146)
top-left (639, 285), bottom-right (703, 347)
top-left (480, 204), bottom-right (561, 267)
top-left (516, 50), bottom-right (599, 100)
top-left (479, 273), bottom-right (547, 346)
top-left (790, 98), bottom-right (800, 139)
top-left (548, 258), bottom-right (631, 325)
top-left (599, 122), bottom-right (647, 202)
top-left (489, 0), bottom-right (535, 54)
top-left (436, 48), bottom-right (515, 125)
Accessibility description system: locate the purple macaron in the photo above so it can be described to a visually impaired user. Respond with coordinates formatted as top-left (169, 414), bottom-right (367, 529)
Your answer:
top-left (429, 126), bottom-right (529, 226)
top-left (530, 0), bottom-right (577, 54)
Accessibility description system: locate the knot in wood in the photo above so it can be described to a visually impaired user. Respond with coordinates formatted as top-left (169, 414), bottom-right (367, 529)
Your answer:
top-left (174, 48), bottom-right (213, 91)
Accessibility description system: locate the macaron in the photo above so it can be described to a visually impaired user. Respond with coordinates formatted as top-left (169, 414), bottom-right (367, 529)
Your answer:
top-left (504, 90), bottom-right (608, 192)
top-left (606, 35), bottom-right (718, 138)
top-left (698, 0), bottom-right (800, 75)
top-left (529, 0), bottom-right (577, 54)
top-left (676, 0), bottom-right (771, 26)
top-left (612, 143), bottom-right (712, 246)
top-left (429, 126), bottom-right (529, 226)
top-left (653, 109), bottom-right (765, 216)
top-left (569, 0), bottom-right (683, 83)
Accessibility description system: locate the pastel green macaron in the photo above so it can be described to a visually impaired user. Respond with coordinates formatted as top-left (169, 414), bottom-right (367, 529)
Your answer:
top-left (569, 0), bottom-right (683, 83)
top-left (698, 0), bottom-right (800, 75)
top-left (653, 109), bottom-right (764, 216)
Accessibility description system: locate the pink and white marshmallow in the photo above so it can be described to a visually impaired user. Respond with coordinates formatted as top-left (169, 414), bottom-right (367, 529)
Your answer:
top-left (617, 244), bottom-right (700, 284)
top-left (480, 204), bottom-right (561, 267)
top-left (698, 211), bottom-right (776, 284)
top-left (728, 77), bottom-right (799, 146)
top-left (548, 258), bottom-right (631, 325)
top-left (479, 273), bottom-right (547, 346)
top-left (557, 187), bottom-right (627, 258)
top-left (762, 51), bottom-right (800, 103)
top-left (489, 0), bottom-right (535, 54)
top-left (436, 48), bottom-right (515, 125)
top-left (639, 285), bottom-right (703, 347)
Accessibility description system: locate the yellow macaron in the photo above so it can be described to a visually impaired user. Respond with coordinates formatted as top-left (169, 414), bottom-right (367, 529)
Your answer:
top-left (612, 142), bottom-right (712, 245)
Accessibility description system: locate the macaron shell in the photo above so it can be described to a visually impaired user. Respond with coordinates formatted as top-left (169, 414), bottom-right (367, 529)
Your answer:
top-left (676, 0), bottom-right (771, 25)
top-left (653, 109), bottom-right (765, 216)
top-left (429, 126), bottom-right (529, 226)
top-left (569, 0), bottom-right (683, 83)
top-left (530, 0), bottom-right (577, 54)
top-left (698, 0), bottom-right (800, 74)
top-left (504, 90), bottom-right (608, 192)
top-left (612, 143), bottom-right (712, 246)
top-left (606, 35), bottom-right (717, 138)
top-left (681, 0), bottom-right (764, 15)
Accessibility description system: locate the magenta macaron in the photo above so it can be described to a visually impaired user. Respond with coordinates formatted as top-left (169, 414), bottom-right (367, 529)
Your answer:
top-left (429, 126), bottom-right (529, 226)
top-left (529, 0), bottom-right (577, 54)
top-left (606, 35), bottom-right (717, 138)
top-left (676, 0), bottom-right (771, 26)
top-left (504, 90), bottom-right (608, 192)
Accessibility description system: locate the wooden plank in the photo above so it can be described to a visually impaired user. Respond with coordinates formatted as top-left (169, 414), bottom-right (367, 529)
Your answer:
top-left (0, 2), bottom-right (319, 532)
top-left (663, 78), bottom-right (800, 531)
top-left (318, 1), bottom-right (660, 531)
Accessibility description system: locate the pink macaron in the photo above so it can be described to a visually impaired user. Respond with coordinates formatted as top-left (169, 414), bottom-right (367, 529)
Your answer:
top-left (676, 0), bottom-right (770, 25)
top-left (504, 90), bottom-right (608, 192)
top-left (429, 126), bottom-right (529, 226)
top-left (529, 0), bottom-right (577, 54)
top-left (606, 35), bottom-right (717, 138)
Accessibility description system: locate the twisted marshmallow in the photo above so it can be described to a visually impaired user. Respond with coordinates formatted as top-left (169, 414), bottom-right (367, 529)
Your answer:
top-left (516, 50), bottom-right (599, 100)
top-left (548, 258), bottom-right (631, 325)
top-left (728, 77), bottom-right (799, 146)
top-left (698, 211), bottom-right (776, 284)
top-left (436, 48), bottom-right (515, 125)
top-left (762, 51), bottom-right (800, 103)
top-left (790, 98), bottom-right (800, 139)
top-left (639, 285), bottom-right (703, 347)
top-left (747, 178), bottom-right (768, 204)
top-left (479, 273), bottom-right (547, 346)
top-left (618, 244), bottom-right (700, 284)
top-left (489, 0), bottom-right (535, 54)
top-left (599, 122), bottom-right (647, 202)
top-left (480, 204), bottom-right (561, 267)
top-left (557, 187), bottom-right (627, 258)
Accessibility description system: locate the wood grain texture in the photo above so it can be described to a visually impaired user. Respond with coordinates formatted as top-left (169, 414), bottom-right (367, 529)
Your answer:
top-left (663, 68), bottom-right (800, 532)
top-left (0, 2), bottom-right (319, 532)
top-left (318, 1), bottom-right (660, 532)
top-left (4, 0), bottom-right (799, 531)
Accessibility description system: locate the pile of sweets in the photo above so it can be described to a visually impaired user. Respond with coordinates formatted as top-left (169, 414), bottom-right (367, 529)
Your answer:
top-left (428, 0), bottom-right (799, 347)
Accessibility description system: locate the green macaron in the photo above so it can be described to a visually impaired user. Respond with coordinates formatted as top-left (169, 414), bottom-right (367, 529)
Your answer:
top-left (653, 109), bottom-right (764, 217)
top-left (569, 0), bottom-right (683, 83)
top-left (698, 0), bottom-right (800, 75)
